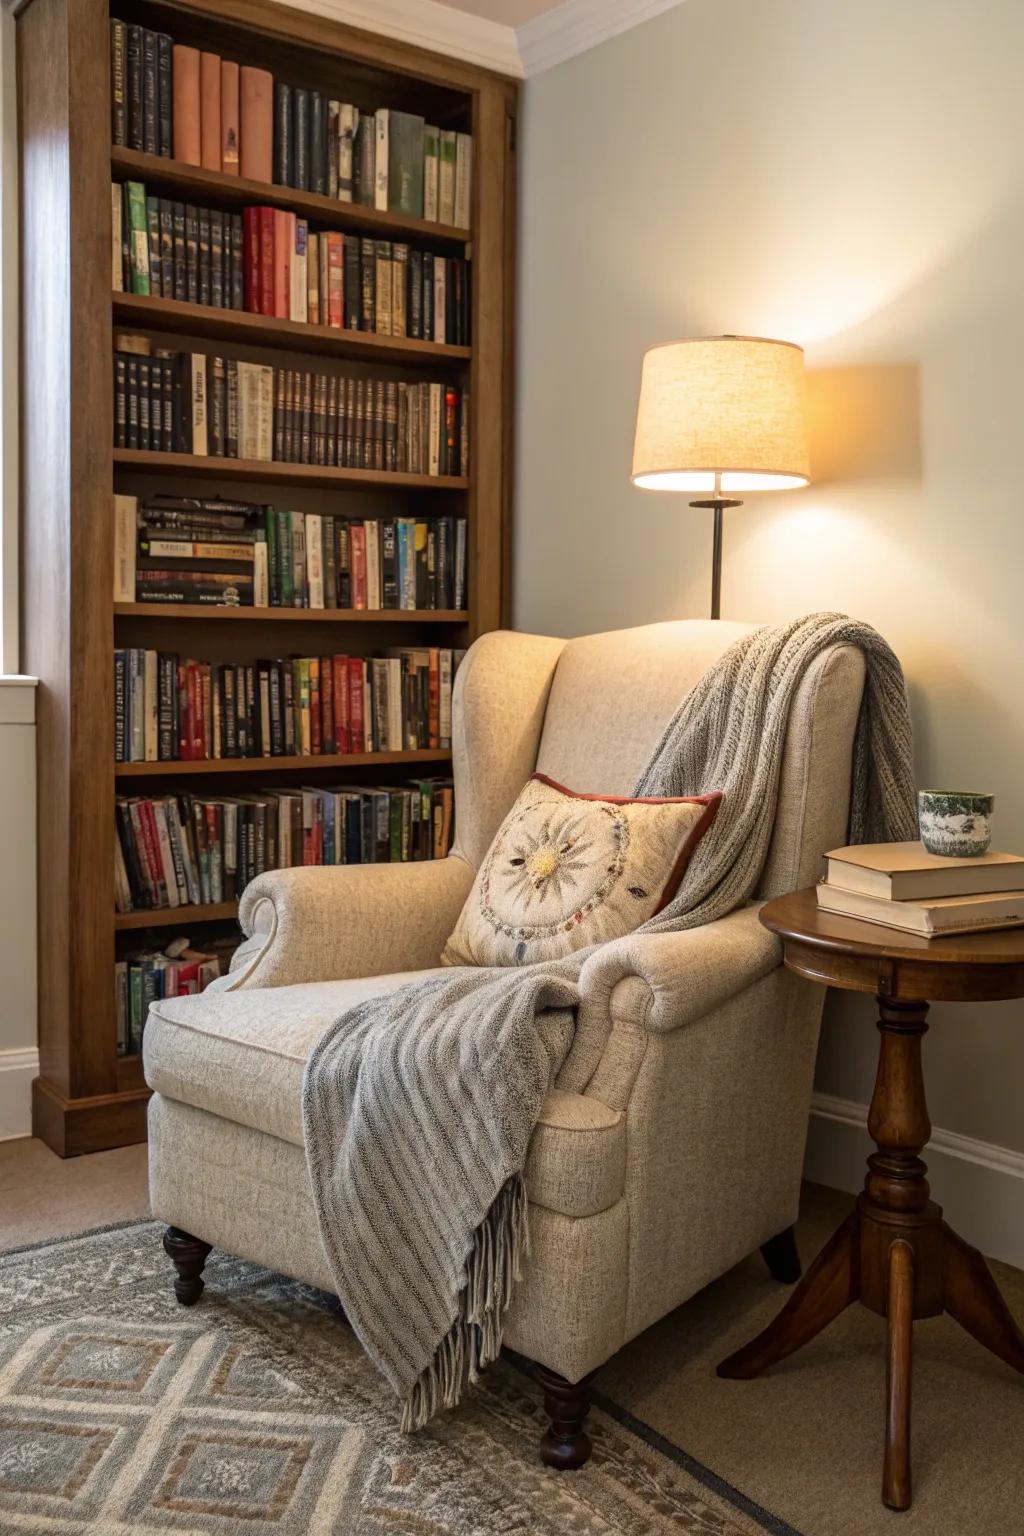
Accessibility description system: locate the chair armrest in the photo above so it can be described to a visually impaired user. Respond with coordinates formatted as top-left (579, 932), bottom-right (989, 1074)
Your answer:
top-left (558, 905), bottom-right (783, 1094)
top-left (225, 854), bottom-right (475, 989)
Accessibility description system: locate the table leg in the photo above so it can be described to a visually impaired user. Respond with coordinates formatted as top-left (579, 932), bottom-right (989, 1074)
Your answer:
top-left (884, 1240), bottom-right (914, 1510)
top-left (717, 1211), bottom-right (859, 1379)
top-left (942, 1223), bottom-right (1024, 1375)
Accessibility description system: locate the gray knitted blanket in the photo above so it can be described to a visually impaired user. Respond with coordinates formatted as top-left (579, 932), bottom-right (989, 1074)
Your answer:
top-left (302, 614), bottom-right (916, 1430)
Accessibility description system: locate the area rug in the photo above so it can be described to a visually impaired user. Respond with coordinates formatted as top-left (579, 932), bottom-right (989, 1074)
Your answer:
top-left (0, 1220), bottom-right (800, 1535)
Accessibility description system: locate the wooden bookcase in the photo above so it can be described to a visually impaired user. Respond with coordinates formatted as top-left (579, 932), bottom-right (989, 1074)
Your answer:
top-left (18, 0), bottom-right (517, 1154)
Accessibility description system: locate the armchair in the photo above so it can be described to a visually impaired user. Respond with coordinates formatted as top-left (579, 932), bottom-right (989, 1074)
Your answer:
top-left (145, 619), bottom-right (866, 1466)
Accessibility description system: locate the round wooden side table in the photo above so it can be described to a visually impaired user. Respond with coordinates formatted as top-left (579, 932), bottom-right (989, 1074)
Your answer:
top-left (717, 887), bottom-right (1024, 1511)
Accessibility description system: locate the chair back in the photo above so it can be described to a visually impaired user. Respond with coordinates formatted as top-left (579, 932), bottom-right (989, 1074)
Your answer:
top-left (451, 620), bottom-right (866, 896)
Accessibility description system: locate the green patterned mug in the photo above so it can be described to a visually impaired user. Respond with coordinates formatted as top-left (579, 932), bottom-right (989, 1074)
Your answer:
top-left (917, 790), bottom-right (994, 857)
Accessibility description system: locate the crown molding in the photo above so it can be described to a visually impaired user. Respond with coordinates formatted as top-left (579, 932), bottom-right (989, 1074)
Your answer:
top-left (517, 0), bottom-right (686, 77)
top-left (284, 0), bottom-right (524, 77)
top-left (277, 0), bottom-right (690, 81)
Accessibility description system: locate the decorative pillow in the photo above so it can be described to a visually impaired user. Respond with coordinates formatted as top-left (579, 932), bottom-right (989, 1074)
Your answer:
top-left (442, 774), bottom-right (721, 967)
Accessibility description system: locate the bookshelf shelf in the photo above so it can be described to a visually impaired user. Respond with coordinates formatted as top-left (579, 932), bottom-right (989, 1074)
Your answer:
top-left (22, 0), bottom-right (514, 1156)
top-left (112, 449), bottom-right (469, 490)
top-left (111, 146), bottom-right (472, 247)
top-left (113, 293), bottom-right (472, 368)
top-left (115, 749), bottom-right (453, 776)
top-left (115, 902), bottom-right (240, 931)
top-left (114, 603), bottom-right (468, 622)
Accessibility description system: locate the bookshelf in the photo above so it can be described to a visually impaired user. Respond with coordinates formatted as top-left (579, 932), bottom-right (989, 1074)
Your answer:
top-left (19, 0), bottom-right (516, 1155)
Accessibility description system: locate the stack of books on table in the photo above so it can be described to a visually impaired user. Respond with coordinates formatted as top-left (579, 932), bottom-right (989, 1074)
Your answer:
top-left (817, 842), bottom-right (1024, 936)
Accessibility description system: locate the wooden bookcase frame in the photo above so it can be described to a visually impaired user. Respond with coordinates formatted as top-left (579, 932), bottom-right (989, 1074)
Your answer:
top-left (17, 0), bottom-right (517, 1154)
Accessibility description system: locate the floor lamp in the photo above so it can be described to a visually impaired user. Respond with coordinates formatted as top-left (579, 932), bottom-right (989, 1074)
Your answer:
top-left (631, 336), bottom-right (810, 619)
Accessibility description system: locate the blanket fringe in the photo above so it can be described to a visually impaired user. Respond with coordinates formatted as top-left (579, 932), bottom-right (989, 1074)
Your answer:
top-left (400, 1172), bottom-right (530, 1432)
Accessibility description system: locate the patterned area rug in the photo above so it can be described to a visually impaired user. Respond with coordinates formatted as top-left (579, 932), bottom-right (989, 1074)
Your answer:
top-left (0, 1221), bottom-right (798, 1534)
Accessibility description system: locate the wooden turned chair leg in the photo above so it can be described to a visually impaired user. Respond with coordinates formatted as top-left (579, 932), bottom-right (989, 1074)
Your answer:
top-left (536, 1366), bottom-right (595, 1470)
top-left (760, 1226), bottom-right (802, 1284)
top-left (163, 1227), bottom-right (212, 1306)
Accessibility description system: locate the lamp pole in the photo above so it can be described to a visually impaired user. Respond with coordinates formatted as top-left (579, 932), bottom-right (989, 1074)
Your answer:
top-left (689, 473), bottom-right (741, 621)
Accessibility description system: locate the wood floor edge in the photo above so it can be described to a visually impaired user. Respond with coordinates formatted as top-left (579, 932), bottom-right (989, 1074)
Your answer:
top-left (32, 1077), bottom-right (151, 1157)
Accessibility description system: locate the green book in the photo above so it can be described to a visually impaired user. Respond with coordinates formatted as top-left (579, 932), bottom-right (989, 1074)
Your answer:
top-left (389, 791), bottom-right (403, 861)
top-left (387, 110), bottom-right (425, 218)
top-left (438, 130), bottom-right (457, 226)
top-left (125, 180), bottom-right (150, 295)
top-left (277, 509), bottom-right (294, 608)
top-left (423, 124), bottom-right (440, 222)
top-left (264, 506), bottom-right (279, 607)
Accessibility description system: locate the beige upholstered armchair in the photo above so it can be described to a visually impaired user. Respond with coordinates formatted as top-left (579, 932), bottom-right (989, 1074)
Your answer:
top-left (145, 619), bottom-right (866, 1466)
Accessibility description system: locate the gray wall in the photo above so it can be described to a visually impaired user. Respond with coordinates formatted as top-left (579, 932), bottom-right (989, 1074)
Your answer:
top-left (515, 0), bottom-right (1024, 1155)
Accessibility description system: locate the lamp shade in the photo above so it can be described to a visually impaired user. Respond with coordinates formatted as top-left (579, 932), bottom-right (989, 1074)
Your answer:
top-left (631, 335), bottom-right (810, 493)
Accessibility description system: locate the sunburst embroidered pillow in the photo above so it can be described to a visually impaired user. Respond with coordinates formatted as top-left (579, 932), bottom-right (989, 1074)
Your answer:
top-left (442, 774), bottom-right (721, 967)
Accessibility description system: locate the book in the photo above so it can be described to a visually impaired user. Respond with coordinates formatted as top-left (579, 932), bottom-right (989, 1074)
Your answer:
top-left (113, 493), bottom-right (137, 601)
top-left (293, 88), bottom-right (310, 190)
top-left (438, 129), bottom-right (457, 225)
top-left (239, 66), bottom-right (273, 183)
top-left (110, 21), bottom-right (127, 145)
top-left (126, 25), bottom-right (143, 150)
top-left (423, 124), bottom-right (439, 221)
top-left (388, 111), bottom-right (425, 216)
top-left (824, 841), bottom-right (1024, 901)
top-left (221, 60), bottom-right (240, 173)
top-left (816, 882), bottom-right (1024, 937)
top-left (454, 132), bottom-right (473, 228)
top-left (200, 51), bottom-right (222, 171)
top-left (157, 35), bottom-right (173, 157)
top-left (274, 81), bottom-right (293, 185)
top-left (172, 45), bottom-right (201, 165)
top-left (374, 109), bottom-right (389, 211)
top-left (125, 182), bottom-right (150, 295)
top-left (338, 103), bottom-right (357, 201)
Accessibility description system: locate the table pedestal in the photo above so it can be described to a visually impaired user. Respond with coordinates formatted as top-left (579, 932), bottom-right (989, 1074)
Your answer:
top-left (718, 997), bottom-right (1024, 1510)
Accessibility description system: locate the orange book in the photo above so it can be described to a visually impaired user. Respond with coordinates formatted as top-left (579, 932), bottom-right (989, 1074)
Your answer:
top-left (172, 45), bottom-right (201, 165)
top-left (272, 208), bottom-right (293, 319)
top-left (199, 52), bottom-right (222, 171)
top-left (239, 66), bottom-right (273, 183)
top-left (220, 60), bottom-right (240, 174)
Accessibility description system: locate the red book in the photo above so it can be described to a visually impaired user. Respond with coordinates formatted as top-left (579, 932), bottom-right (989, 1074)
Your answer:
top-left (174, 960), bottom-right (201, 995)
top-left (428, 647), bottom-right (440, 749)
top-left (326, 233), bottom-right (344, 328)
top-left (350, 522), bottom-right (367, 609)
top-left (199, 52), bottom-right (222, 172)
top-left (239, 66), bottom-right (273, 183)
top-left (332, 655), bottom-right (349, 753)
top-left (309, 658), bottom-right (321, 755)
top-left (347, 658), bottom-right (364, 754)
top-left (320, 655), bottom-right (334, 753)
top-left (243, 207), bottom-right (261, 312)
top-left (176, 664), bottom-right (190, 759)
top-left (138, 800), bottom-right (167, 905)
top-left (258, 207), bottom-right (275, 318)
top-left (187, 664), bottom-right (203, 759)
top-left (220, 60), bottom-right (240, 173)
top-left (272, 208), bottom-right (292, 319)
top-left (172, 46), bottom-right (201, 165)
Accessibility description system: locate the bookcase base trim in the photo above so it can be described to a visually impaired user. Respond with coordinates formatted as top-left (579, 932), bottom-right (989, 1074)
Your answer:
top-left (32, 1077), bottom-right (151, 1158)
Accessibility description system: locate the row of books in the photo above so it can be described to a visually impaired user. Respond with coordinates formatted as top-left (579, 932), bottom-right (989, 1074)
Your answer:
top-left (116, 935), bottom-right (237, 1054)
top-left (115, 495), bottom-right (468, 611)
top-left (115, 780), bottom-right (456, 911)
top-left (817, 841), bottom-right (1024, 935)
top-left (113, 344), bottom-right (468, 476)
top-left (115, 647), bottom-right (465, 762)
top-left (109, 21), bottom-right (473, 224)
top-left (115, 181), bottom-right (470, 344)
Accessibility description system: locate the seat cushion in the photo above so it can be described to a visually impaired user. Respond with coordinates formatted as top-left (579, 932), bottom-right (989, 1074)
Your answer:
top-left (144, 972), bottom-right (624, 1219)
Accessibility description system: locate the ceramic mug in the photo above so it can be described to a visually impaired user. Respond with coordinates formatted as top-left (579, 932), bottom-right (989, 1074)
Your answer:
top-left (917, 790), bottom-right (994, 857)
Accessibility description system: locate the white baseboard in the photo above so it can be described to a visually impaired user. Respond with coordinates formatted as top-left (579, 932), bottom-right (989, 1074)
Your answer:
top-left (0, 1048), bottom-right (37, 1142)
top-left (806, 1092), bottom-right (1024, 1271)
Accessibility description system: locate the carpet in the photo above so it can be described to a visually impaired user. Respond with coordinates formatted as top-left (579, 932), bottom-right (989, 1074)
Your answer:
top-left (0, 1219), bottom-right (797, 1535)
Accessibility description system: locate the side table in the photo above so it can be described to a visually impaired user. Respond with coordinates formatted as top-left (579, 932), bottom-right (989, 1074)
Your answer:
top-left (717, 887), bottom-right (1024, 1511)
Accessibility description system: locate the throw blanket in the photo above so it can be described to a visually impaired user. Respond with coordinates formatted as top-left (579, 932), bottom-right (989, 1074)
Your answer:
top-left (303, 614), bottom-right (917, 1430)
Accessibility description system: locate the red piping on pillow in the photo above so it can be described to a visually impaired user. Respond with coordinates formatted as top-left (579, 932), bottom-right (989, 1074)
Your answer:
top-left (529, 774), bottom-right (722, 916)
